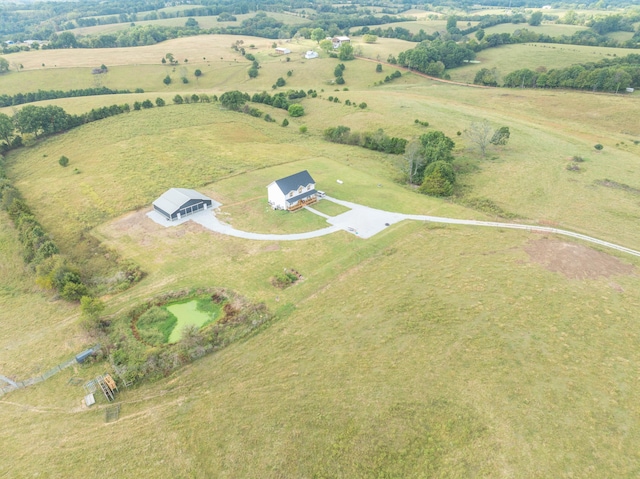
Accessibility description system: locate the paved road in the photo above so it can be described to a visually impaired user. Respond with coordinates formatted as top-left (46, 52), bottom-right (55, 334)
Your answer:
top-left (147, 197), bottom-right (640, 258)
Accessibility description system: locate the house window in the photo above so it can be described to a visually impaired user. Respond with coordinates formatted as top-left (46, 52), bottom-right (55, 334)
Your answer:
top-left (289, 192), bottom-right (294, 198)
top-left (298, 186), bottom-right (303, 193)
top-left (307, 184), bottom-right (311, 191)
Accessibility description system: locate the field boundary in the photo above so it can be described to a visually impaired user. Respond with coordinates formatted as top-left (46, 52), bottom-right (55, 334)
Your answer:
top-left (0, 345), bottom-right (100, 397)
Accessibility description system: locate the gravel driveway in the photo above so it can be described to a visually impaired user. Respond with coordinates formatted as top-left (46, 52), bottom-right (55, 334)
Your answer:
top-left (146, 196), bottom-right (640, 257)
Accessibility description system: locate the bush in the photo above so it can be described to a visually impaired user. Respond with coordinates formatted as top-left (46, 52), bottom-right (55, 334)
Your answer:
top-left (58, 156), bottom-right (69, 167)
top-left (181, 77), bottom-right (189, 84)
top-left (194, 69), bottom-right (202, 77)
top-left (155, 97), bottom-right (165, 107)
top-left (163, 75), bottom-right (171, 85)
top-left (594, 143), bottom-right (604, 151)
top-left (376, 63), bottom-right (382, 73)
top-left (336, 76), bottom-right (345, 85)
top-left (248, 67), bottom-right (259, 78)
top-left (282, 118), bottom-right (289, 127)
top-left (173, 94), bottom-right (183, 104)
top-left (299, 125), bottom-right (308, 133)
top-left (275, 77), bottom-right (286, 87)
top-left (288, 104), bottom-right (305, 117)
top-left (359, 102), bottom-right (367, 109)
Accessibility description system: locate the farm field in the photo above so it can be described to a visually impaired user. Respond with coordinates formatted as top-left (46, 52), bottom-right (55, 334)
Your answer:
top-left (1, 30), bottom-right (640, 478)
top-left (482, 22), bottom-right (589, 37)
top-left (448, 42), bottom-right (639, 83)
top-left (72, 11), bottom-right (310, 36)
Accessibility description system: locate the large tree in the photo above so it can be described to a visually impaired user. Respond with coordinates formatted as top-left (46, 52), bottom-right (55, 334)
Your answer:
top-left (219, 90), bottom-right (249, 111)
top-left (0, 112), bottom-right (15, 144)
top-left (311, 28), bottom-right (325, 44)
top-left (419, 130), bottom-right (455, 167)
top-left (464, 120), bottom-right (493, 157)
top-left (338, 43), bottom-right (355, 61)
top-left (0, 57), bottom-right (9, 73)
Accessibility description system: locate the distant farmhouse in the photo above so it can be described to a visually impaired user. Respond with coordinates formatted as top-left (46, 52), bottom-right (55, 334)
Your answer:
top-left (267, 170), bottom-right (318, 211)
top-left (305, 50), bottom-right (319, 59)
top-left (153, 188), bottom-right (213, 221)
top-left (275, 47), bottom-right (291, 55)
top-left (332, 36), bottom-right (350, 49)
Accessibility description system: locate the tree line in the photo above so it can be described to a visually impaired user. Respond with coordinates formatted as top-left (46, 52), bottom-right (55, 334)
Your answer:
top-left (0, 86), bottom-right (141, 108)
top-left (324, 125), bottom-right (408, 155)
top-left (477, 53), bottom-right (640, 92)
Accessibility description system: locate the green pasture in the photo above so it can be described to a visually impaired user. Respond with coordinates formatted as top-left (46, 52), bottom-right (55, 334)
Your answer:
top-left (0, 211), bottom-right (84, 378)
top-left (482, 22), bottom-right (588, 37)
top-left (1, 32), bottom-right (640, 478)
top-left (360, 19), bottom-right (479, 35)
top-left (3, 220), bottom-right (640, 477)
top-left (72, 11), bottom-right (310, 36)
top-left (448, 42), bottom-right (639, 84)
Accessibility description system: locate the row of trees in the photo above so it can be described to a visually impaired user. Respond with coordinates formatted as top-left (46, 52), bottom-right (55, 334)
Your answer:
top-left (475, 53), bottom-right (640, 92)
top-left (323, 126), bottom-right (407, 155)
top-left (0, 86), bottom-right (140, 108)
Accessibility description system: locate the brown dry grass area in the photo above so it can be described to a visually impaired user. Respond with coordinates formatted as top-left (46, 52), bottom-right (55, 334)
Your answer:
top-left (5, 34), bottom-right (284, 70)
top-left (524, 238), bottom-right (636, 279)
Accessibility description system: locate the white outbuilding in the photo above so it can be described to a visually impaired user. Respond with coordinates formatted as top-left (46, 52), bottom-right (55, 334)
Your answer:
top-left (153, 188), bottom-right (213, 221)
top-left (305, 50), bottom-right (319, 59)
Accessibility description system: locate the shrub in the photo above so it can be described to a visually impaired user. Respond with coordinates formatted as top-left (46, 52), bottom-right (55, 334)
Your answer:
top-left (282, 118), bottom-right (289, 127)
top-left (594, 143), bottom-right (604, 151)
top-left (181, 77), bottom-right (189, 84)
top-left (336, 76), bottom-right (345, 85)
top-left (58, 156), bottom-right (69, 167)
top-left (376, 63), bottom-right (382, 73)
top-left (299, 125), bottom-right (308, 133)
top-left (155, 97), bottom-right (165, 107)
top-left (163, 75), bottom-right (171, 85)
top-left (288, 104), bottom-right (305, 117)
top-left (173, 94), bottom-right (183, 104)
top-left (359, 102), bottom-right (367, 109)
top-left (194, 69), bottom-right (202, 77)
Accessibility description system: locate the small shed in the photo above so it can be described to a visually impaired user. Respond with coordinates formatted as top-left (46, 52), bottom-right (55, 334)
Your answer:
top-left (153, 188), bottom-right (213, 221)
top-left (267, 170), bottom-right (317, 211)
top-left (275, 47), bottom-right (291, 55)
top-left (305, 50), bottom-right (319, 59)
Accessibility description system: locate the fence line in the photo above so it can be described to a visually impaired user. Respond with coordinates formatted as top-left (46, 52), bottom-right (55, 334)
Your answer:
top-left (0, 346), bottom-right (99, 397)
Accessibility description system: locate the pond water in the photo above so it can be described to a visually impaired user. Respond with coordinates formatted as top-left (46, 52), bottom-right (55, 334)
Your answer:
top-left (166, 300), bottom-right (215, 343)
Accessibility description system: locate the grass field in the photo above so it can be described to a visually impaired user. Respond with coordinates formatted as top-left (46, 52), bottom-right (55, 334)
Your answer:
top-left (448, 42), bottom-right (638, 83)
top-left (72, 11), bottom-right (310, 36)
top-left (2, 32), bottom-right (640, 478)
top-left (483, 22), bottom-right (588, 37)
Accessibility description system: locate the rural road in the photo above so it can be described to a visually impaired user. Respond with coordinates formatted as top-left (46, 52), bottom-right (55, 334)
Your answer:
top-left (147, 197), bottom-right (640, 258)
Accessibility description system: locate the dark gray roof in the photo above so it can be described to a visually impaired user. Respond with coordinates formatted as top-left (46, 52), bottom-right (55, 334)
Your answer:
top-left (153, 188), bottom-right (211, 215)
top-left (273, 170), bottom-right (315, 194)
top-left (287, 189), bottom-right (317, 204)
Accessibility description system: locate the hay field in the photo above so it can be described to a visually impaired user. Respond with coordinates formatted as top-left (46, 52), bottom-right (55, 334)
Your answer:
top-left (2, 32), bottom-right (640, 478)
top-left (448, 42), bottom-right (638, 83)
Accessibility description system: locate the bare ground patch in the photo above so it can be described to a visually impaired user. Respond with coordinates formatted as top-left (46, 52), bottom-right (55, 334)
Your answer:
top-left (524, 238), bottom-right (635, 279)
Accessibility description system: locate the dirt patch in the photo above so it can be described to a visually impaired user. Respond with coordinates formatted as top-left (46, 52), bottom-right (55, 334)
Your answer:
top-left (524, 238), bottom-right (635, 280)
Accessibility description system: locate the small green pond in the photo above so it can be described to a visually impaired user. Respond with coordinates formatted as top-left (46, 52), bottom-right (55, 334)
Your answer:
top-left (167, 299), bottom-right (219, 343)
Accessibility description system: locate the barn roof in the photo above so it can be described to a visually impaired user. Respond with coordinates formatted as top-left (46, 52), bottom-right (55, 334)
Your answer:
top-left (153, 188), bottom-right (211, 215)
top-left (271, 170), bottom-right (315, 194)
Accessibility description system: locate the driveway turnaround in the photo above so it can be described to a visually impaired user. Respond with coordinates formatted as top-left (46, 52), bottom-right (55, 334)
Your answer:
top-left (146, 196), bottom-right (640, 257)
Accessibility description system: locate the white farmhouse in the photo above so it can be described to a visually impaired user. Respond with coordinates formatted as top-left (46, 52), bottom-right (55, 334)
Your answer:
top-left (267, 170), bottom-right (317, 211)
top-left (332, 36), bottom-right (350, 49)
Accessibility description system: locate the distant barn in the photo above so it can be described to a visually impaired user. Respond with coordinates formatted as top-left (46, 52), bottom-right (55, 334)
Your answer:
top-left (153, 188), bottom-right (213, 221)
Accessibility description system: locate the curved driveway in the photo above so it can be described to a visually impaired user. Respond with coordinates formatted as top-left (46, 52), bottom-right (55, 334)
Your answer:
top-left (147, 196), bottom-right (640, 258)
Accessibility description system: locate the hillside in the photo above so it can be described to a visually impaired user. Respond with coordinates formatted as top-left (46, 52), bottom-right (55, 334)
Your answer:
top-left (1, 34), bottom-right (640, 478)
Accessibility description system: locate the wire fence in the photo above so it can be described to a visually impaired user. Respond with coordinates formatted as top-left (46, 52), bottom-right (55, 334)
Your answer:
top-left (0, 345), bottom-right (100, 397)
